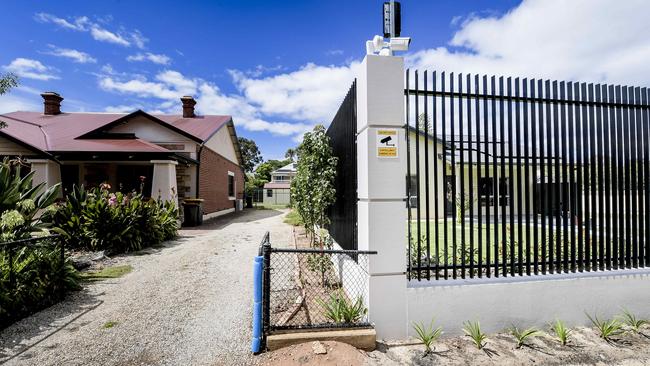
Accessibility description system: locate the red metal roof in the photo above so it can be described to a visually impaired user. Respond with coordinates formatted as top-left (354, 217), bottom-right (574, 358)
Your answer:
top-left (0, 111), bottom-right (231, 154)
top-left (263, 182), bottom-right (291, 189)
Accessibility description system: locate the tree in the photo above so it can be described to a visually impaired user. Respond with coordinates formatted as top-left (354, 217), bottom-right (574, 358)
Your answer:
top-left (0, 73), bottom-right (18, 96)
top-left (237, 137), bottom-right (263, 173)
top-left (285, 148), bottom-right (296, 161)
top-left (291, 125), bottom-right (338, 245)
top-left (254, 159), bottom-right (290, 182)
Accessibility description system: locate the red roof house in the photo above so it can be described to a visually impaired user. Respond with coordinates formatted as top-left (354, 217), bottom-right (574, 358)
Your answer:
top-left (0, 92), bottom-right (245, 218)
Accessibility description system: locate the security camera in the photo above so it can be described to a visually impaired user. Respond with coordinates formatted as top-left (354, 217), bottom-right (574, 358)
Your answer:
top-left (389, 37), bottom-right (411, 52)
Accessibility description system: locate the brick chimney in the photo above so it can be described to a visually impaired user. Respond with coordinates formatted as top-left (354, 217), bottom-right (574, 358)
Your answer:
top-left (180, 96), bottom-right (196, 118)
top-left (41, 92), bottom-right (63, 115)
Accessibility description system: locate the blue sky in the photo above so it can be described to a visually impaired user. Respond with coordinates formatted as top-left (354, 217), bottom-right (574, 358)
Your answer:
top-left (1, 0), bottom-right (649, 161)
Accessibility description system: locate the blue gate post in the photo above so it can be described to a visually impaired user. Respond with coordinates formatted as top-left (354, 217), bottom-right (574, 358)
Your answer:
top-left (251, 256), bottom-right (263, 353)
top-left (261, 234), bottom-right (271, 350)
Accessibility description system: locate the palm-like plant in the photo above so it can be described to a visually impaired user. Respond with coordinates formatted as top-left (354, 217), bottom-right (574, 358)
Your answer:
top-left (550, 319), bottom-right (571, 346)
top-left (587, 313), bottom-right (625, 342)
top-left (318, 290), bottom-right (367, 324)
top-left (463, 320), bottom-right (487, 349)
top-left (509, 326), bottom-right (540, 348)
top-left (619, 309), bottom-right (648, 334)
top-left (412, 320), bottom-right (443, 355)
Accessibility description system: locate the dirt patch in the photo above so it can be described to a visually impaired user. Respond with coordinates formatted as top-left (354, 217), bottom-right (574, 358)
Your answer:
top-left (260, 341), bottom-right (367, 366)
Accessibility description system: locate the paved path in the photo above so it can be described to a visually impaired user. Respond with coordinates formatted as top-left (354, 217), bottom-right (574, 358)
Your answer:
top-left (0, 208), bottom-right (292, 366)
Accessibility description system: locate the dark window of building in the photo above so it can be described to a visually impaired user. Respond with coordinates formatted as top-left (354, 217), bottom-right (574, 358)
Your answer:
top-left (267, 189), bottom-right (273, 197)
top-left (478, 177), bottom-right (494, 206)
top-left (498, 177), bottom-right (509, 206)
top-left (405, 175), bottom-right (418, 208)
top-left (228, 174), bottom-right (235, 197)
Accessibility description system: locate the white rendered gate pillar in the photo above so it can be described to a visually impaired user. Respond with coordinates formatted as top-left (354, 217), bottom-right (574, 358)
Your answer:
top-left (356, 54), bottom-right (407, 340)
top-left (151, 160), bottom-right (178, 203)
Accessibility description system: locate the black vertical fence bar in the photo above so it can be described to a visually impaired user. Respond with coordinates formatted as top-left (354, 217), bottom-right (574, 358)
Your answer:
top-left (635, 87), bottom-right (644, 268)
top-left (433, 71), bottom-right (440, 280)
top-left (515, 78), bottom-right (523, 275)
top-left (414, 71), bottom-right (421, 280)
top-left (442, 72), bottom-right (449, 280)
top-left (608, 85), bottom-right (617, 269)
top-left (567, 82), bottom-right (576, 272)
top-left (507, 77), bottom-right (515, 276)
top-left (8, 245), bottom-right (14, 290)
top-left (546, 80), bottom-right (555, 273)
top-left (588, 83), bottom-right (597, 271)
top-left (560, 82), bottom-right (569, 272)
top-left (643, 87), bottom-right (650, 266)
top-left (483, 75), bottom-right (491, 278)
top-left (623, 86), bottom-right (632, 268)
top-left (500, 76), bottom-right (507, 276)
top-left (603, 85), bottom-right (612, 270)
top-left (581, 82), bottom-right (591, 271)
top-left (595, 85), bottom-right (605, 270)
top-left (523, 78), bottom-right (530, 275)
top-left (405, 70), bottom-right (412, 279)
top-left (424, 71), bottom-right (431, 280)
top-left (552, 81), bottom-right (561, 273)
top-left (450, 72), bottom-right (457, 279)
top-left (540, 80), bottom-right (547, 274)
top-left (631, 87), bottom-right (640, 268)
top-left (531, 79), bottom-right (539, 274)
top-left (492, 75), bottom-right (500, 277)
top-left (573, 83), bottom-right (585, 272)
top-left (616, 85), bottom-right (625, 268)
top-left (467, 74), bottom-right (475, 278)
top-left (458, 73), bottom-right (466, 279)
top-left (476, 74), bottom-right (483, 278)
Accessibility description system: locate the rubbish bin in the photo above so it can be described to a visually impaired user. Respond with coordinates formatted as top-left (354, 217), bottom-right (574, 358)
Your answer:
top-left (182, 198), bottom-right (204, 227)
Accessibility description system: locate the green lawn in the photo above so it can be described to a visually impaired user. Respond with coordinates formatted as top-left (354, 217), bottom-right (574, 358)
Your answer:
top-left (409, 220), bottom-right (581, 264)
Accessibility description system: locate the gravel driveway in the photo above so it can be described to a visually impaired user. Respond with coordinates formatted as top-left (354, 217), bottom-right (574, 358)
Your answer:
top-left (0, 208), bottom-right (292, 366)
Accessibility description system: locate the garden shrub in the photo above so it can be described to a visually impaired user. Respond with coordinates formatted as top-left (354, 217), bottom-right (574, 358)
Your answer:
top-left (50, 185), bottom-right (178, 253)
top-left (0, 158), bottom-right (79, 328)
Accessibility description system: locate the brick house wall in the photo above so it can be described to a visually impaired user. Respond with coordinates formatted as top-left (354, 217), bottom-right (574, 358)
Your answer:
top-left (199, 146), bottom-right (244, 214)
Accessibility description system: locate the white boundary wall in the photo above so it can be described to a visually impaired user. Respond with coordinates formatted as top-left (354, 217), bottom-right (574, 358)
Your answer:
top-left (356, 53), bottom-right (650, 342)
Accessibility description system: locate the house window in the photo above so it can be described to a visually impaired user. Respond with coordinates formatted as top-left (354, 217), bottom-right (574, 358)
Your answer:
top-left (228, 172), bottom-right (235, 198)
top-left (267, 189), bottom-right (273, 197)
top-left (498, 177), bottom-right (509, 207)
top-left (478, 177), bottom-right (494, 207)
top-left (406, 175), bottom-right (418, 208)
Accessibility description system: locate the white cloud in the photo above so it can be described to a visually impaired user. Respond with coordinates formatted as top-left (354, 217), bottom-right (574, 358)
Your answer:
top-left (0, 94), bottom-right (41, 113)
top-left (406, 0), bottom-right (650, 86)
top-left (44, 45), bottom-right (96, 63)
top-left (104, 104), bottom-right (144, 113)
top-left (34, 12), bottom-right (146, 48)
top-left (126, 52), bottom-right (171, 65)
top-left (34, 13), bottom-right (88, 31)
top-left (3, 58), bottom-right (59, 81)
top-left (90, 26), bottom-right (130, 47)
top-left (231, 62), bottom-right (360, 124)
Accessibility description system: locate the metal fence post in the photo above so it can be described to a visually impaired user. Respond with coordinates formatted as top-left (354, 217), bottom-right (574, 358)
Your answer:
top-left (261, 233), bottom-right (271, 350)
top-left (59, 237), bottom-right (65, 299)
top-left (8, 244), bottom-right (14, 290)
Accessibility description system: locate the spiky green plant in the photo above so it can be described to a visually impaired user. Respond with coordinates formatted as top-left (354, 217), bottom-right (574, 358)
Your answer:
top-left (619, 309), bottom-right (648, 333)
top-left (550, 319), bottom-right (571, 346)
top-left (587, 313), bottom-right (625, 341)
top-left (412, 320), bottom-right (443, 355)
top-left (463, 321), bottom-right (487, 349)
top-left (318, 290), bottom-right (367, 324)
top-left (509, 326), bottom-right (541, 348)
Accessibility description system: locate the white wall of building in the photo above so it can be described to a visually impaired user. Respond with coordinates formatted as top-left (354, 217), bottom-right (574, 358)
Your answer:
top-left (110, 116), bottom-right (197, 158)
top-left (0, 136), bottom-right (33, 155)
top-left (204, 125), bottom-right (238, 164)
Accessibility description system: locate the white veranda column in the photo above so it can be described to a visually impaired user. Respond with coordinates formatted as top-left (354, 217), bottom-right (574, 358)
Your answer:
top-left (356, 54), bottom-right (407, 340)
top-left (151, 160), bottom-right (178, 203)
top-left (28, 159), bottom-right (62, 196)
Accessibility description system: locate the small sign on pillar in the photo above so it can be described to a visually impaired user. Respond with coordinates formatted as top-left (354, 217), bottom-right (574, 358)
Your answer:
top-left (376, 129), bottom-right (399, 158)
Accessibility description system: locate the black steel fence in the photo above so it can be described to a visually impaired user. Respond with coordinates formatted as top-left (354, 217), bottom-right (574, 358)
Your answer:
top-left (259, 232), bottom-right (375, 333)
top-left (326, 80), bottom-right (358, 250)
top-left (406, 69), bottom-right (649, 280)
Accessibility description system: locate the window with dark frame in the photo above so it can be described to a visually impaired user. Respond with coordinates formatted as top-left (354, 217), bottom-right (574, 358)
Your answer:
top-left (498, 177), bottom-right (509, 207)
top-left (406, 175), bottom-right (418, 208)
top-left (267, 189), bottom-right (273, 197)
top-left (228, 174), bottom-right (234, 197)
top-left (478, 177), bottom-right (494, 207)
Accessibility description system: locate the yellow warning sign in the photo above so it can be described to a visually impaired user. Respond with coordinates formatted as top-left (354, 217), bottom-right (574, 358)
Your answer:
top-left (377, 129), bottom-right (398, 158)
